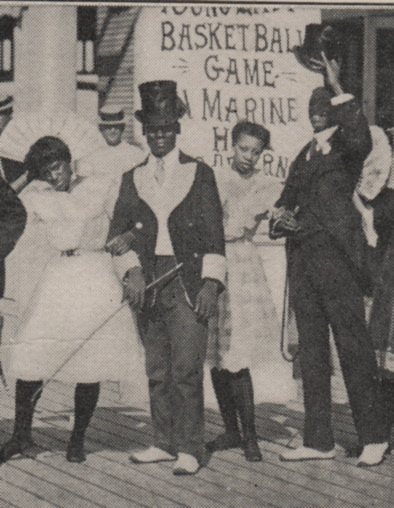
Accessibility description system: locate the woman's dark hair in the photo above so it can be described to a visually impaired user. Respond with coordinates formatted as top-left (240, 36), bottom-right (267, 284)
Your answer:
top-left (24, 136), bottom-right (72, 183)
top-left (231, 121), bottom-right (271, 149)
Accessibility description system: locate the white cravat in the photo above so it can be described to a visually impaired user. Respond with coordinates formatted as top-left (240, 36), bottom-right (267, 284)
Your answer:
top-left (155, 157), bottom-right (165, 186)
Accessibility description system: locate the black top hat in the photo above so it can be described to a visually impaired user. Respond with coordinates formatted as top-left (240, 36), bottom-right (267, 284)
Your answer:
top-left (135, 81), bottom-right (186, 126)
top-left (293, 24), bottom-right (343, 73)
top-left (0, 95), bottom-right (13, 115)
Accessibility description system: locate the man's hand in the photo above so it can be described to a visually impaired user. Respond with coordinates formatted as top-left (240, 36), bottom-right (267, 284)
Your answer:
top-left (106, 231), bottom-right (136, 256)
top-left (122, 266), bottom-right (146, 311)
top-left (321, 52), bottom-right (343, 95)
top-left (269, 208), bottom-right (300, 239)
top-left (195, 279), bottom-right (220, 321)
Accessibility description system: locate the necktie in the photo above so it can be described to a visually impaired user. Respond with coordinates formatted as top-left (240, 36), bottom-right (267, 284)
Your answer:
top-left (155, 157), bottom-right (165, 186)
top-left (307, 137), bottom-right (318, 161)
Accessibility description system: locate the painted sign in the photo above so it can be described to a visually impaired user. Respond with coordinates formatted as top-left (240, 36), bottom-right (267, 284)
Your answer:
top-left (133, 5), bottom-right (323, 178)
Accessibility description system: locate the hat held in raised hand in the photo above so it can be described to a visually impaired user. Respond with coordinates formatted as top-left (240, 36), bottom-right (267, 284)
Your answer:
top-left (293, 24), bottom-right (343, 73)
top-left (99, 105), bottom-right (125, 126)
top-left (135, 81), bottom-right (186, 126)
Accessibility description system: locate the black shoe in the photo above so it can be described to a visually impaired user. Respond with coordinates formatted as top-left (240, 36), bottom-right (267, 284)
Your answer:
top-left (0, 438), bottom-right (40, 464)
top-left (66, 442), bottom-right (86, 463)
top-left (206, 432), bottom-right (242, 453)
top-left (243, 438), bottom-right (263, 462)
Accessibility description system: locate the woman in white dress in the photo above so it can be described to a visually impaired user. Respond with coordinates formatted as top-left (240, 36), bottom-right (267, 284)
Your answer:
top-left (0, 136), bottom-right (140, 464)
top-left (207, 121), bottom-right (292, 462)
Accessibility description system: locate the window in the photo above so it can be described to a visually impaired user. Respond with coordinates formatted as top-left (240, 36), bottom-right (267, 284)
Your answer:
top-left (0, 16), bottom-right (15, 81)
top-left (77, 7), bottom-right (96, 74)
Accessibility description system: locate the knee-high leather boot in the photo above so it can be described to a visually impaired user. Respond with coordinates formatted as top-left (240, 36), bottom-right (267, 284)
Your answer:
top-left (0, 379), bottom-right (43, 464)
top-left (67, 382), bottom-right (100, 463)
top-left (206, 368), bottom-right (242, 453)
top-left (231, 368), bottom-right (262, 462)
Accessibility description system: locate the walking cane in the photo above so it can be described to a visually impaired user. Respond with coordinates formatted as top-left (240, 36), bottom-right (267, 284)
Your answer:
top-left (280, 268), bottom-right (299, 363)
top-left (31, 263), bottom-right (183, 405)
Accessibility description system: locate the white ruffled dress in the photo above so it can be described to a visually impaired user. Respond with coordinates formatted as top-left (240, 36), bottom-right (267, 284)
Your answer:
top-left (2, 176), bottom-right (142, 384)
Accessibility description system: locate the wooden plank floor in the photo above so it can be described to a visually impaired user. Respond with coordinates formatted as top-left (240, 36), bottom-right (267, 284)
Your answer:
top-left (0, 381), bottom-right (392, 508)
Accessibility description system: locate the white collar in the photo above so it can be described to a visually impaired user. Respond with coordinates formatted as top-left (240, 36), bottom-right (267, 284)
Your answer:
top-left (148, 147), bottom-right (180, 170)
top-left (313, 126), bottom-right (338, 147)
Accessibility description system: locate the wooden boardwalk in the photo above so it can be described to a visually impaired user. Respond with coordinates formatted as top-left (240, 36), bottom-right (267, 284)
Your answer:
top-left (0, 381), bottom-right (392, 508)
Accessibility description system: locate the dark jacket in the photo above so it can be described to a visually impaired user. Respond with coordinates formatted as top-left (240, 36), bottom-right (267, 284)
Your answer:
top-left (275, 97), bottom-right (372, 286)
top-left (108, 151), bottom-right (225, 305)
top-left (0, 177), bottom-right (27, 296)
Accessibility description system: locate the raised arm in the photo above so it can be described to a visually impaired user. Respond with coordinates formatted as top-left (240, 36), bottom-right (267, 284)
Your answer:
top-left (322, 52), bottom-right (372, 164)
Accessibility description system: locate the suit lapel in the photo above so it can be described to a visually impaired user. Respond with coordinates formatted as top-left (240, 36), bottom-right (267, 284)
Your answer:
top-left (134, 152), bottom-right (197, 218)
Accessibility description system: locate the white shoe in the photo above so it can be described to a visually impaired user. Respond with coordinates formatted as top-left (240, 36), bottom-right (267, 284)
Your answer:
top-left (357, 442), bottom-right (390, 467)
top-left (173, 453), bottom-right (200, 475)
top-left (129, 446), bottom-right (176, 464)
top-left (280, 446), bottom-right (336, 462)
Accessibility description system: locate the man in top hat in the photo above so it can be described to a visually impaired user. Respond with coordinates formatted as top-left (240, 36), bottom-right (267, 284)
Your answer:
top-left (270, 54), bottom-right (389, 466)
top-left (0, 95), bottom-right (24, 184)
top-left (77, 104), bottom-right (144, 180)
top-left (107, 80), bottom-right (226, 475)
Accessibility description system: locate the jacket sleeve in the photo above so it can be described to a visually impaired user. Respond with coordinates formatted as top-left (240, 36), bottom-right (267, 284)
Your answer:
top-left (107, 172), bottom-right (140, 276)
top-left (0, 177), bottom-right (27, 259)
top-left (274, 156), bottom-right (300, 211)
top-left (199, 164), bottom-right (226, 286)
top-left (333, 94), bottom-right (372, 164)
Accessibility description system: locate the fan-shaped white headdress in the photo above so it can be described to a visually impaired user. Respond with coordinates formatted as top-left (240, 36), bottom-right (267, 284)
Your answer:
top-left (0, 111), bottom-right (106, 163)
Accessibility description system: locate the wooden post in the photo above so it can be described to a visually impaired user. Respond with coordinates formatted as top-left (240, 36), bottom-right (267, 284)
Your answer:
top-left (13, 5), bottom-right (77, 115)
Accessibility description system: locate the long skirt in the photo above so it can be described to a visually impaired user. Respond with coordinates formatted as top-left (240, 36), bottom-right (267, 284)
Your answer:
top-left (208, 240), bottom-right (296, 403)
top-left (2, 252), bottom-right (142, 384)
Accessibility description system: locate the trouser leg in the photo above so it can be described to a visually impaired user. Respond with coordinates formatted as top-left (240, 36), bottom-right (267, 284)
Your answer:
top-left (381, 378), bottom-right (394, 433)
top-left (308, 237), bottom-right (388, 445)
top-left (166, 297), bottom-right (208, 462)
top-left (290, 249), bottom-right (334, 451)
top-left (143, 315), bottom-right (173, 454)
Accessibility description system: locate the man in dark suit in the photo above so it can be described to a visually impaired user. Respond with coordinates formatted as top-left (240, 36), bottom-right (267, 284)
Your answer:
top-left (271, 54), bottom-right (389, 466)
top-left (0, 96), bottom-right (23, 184)
top-left (0, 164), bottom-right (27, 387)
top-left (0, 95), bottom-right (27, 373)
top-left (107, 80), bottom-right (226, 475)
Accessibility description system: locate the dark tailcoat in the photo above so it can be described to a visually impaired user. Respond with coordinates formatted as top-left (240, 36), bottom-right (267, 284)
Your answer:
top-left (274, 97), bottom-right (388, 450)
top-left (108, 150), bottom-right (225, 305)
top-left (276, 98), bottom-right (372, 290)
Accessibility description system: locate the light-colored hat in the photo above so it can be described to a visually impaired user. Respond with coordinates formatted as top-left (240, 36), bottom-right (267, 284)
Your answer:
top-left (99, 105), bottom-right (125, 126)
top-left (0, 95), bottom-right (13, 115)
